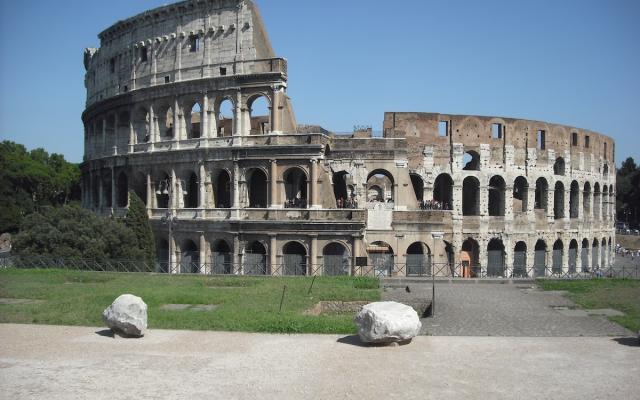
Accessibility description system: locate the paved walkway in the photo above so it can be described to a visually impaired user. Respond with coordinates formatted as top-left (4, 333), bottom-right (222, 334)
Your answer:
top-left (0, 324), bottom-right (638, 400)
top-left (383, 282), bottom-right (633, 337)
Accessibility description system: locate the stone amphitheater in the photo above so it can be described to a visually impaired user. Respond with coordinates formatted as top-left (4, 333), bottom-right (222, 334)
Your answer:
top-left (81, 0), bottom-right (616, 277)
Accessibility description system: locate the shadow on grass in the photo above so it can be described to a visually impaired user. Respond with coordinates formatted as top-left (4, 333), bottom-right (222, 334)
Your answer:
top-left (612, 337), bottom-right (639, 347)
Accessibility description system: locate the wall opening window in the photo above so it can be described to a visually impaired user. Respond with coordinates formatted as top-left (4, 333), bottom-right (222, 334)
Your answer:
top-left (110, 58), bottom-right (115, 73)
top-left (123, 85), bottom-right (128, 92)
top-left (189, 35), bottom-right (200, 52)
top-left (164, 76), bottom-right (170, 84)
top-left (604, 142), bottom-right (607, 160)
top-left (140, 47), bottom-right (148, 62)
top-left (438, 121), bottom-right (448, 137)
top-left (584, 135), bottom-right (590, 148)
top-left (572, 132), bottom-right (578, 146)
top-left (537, 130), bottom-right (546, 150)
top-left (492, 123), bottom-right (503, 139)
top-left (220, 67), bottom-right (227, 76)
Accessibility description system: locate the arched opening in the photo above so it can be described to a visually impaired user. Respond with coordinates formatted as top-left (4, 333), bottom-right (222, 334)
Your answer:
top-left (534, 240), bottom-right (547, 277)
top-left (583, 182), bottom-right (592, 218)
top-left (593, 183), bottom-right (601, 220)
top-left (462, 176), bottom-right (480, 216)
top-left (461, 238), bottom-right (480, 277)
top-left (187, 102), bottom-right (201, 139)
top-left (552, 240), bottom-right (564, 275)
top-left (212, 240), bottom-right (232, 275)
top-left (488, 175), bottom-right (506, 216)
top-left (103, 171), bottom-right (113, 208)
top-left (217, 98), bottom-right (234, 137)
top-left (105, 115), bottom-right (116, 151)
top-left (283, 168), bottom-right (308, 208)
top-left (603, 163), bottom-right (609, 178)
top-left (463, 151), bottom-right (480, 171)
top-left (568, 240), bottom-right (578, 274)
top-left (333, 171), bottom-right (355, 208)
top-left (133, 107), bottom-right (150, 143)
top-left (132, 172), bottom-right (147, 206)
top-left (244, 241), bottom-right (266, 275)
top-left (215, 170), bottom-right (231, 209)
top-left (410, 174), bottom-right (424, 203)
top-left (184, 172), bottom-right (199, 209)
top-left (592, 238), bottom-right (599, 269)
top-left (601, 238), bottom-right (607, 267)
top-left (513, 176), bottom-right (528, 214)
top-left (323, 242), bottom-right (350, 276)
top-left (248, 169), bottom-right (268, 208)
top-left (156, 239), bottom-right (169, 273)
top-left (283, 241), bottom-right (307, 276)
top-left (535, 177), bottom-right (549, 212)
top-left (406, 242), bottom-right (431, 277)
top-left (116, 172), bottom-right (128, 208)
top-left (554, 181), bottom-right (565, 219)
top-left (367, 170), bottom-right (394, 203)
top-left (569, 181), bottom-right (580, 219)
top-left (156, 103), bottom-right (174, 140)
top-left (117, 111), bottom-right (130, 148)
top-left (553, 157), bottom-right (565, 176)
top-left (248, 95), bottom-right (271, 135)
top-left (581, 239), bottom-right (590, 273)
top-left (433, 173), bottom-right (453, 210)
top-left (487, 239), bottom-right (505, 277)
top-left (513, 242), bottom-right (527, 277)
top-left (180, 239), bottom-right (199, 274)
top-left (368, 241), bottom-right (394, 276)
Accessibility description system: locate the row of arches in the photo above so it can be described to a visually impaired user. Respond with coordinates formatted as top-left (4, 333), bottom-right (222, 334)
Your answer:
top-left (460, 237), bottom-right (613, 277)
top-left (85, 92), bottom-right (274, 157)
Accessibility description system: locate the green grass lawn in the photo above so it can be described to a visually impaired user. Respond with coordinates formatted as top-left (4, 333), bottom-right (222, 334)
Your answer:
top-left (538, 279), bottom-right (640, 333)
top-left (0, 269), bottom-right (380, 334)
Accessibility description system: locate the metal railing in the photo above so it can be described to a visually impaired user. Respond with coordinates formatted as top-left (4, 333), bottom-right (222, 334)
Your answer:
top-left (2, 256), bottom-right (639, 279)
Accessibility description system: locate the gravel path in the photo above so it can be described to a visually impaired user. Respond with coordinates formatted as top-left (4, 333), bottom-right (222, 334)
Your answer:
top-left (383, 282), bottom-right (633, 337)
top-left (0, 324), bottom-right (638, 400)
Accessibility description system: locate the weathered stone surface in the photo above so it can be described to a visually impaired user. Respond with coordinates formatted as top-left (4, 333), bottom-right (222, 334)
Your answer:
top-left (354, 301), bottom-right (421, 343)
top-left (102, 294), bottom-right (147, 337)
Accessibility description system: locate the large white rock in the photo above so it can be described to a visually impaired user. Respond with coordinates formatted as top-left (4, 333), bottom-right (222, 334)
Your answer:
top-left (102, 294), bottom-right (148, 337)
top-left (354, 301), bottom-right (422, 343)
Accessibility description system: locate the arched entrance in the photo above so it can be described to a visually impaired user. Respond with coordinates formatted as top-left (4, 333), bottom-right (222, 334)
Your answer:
top-left (215, 170), bottom-right (231, 209)
top-left (367, 170), bottom-right (394, 203)
top-left (368, 241), bottom-right (394, 277)
top-left (488, 175), bottom-right (506, 216)
top-left (513, 242), bottom-right (527, 277)
top-left (487, 239), bottom-right (505, 277)
top-left (156, 239), bottom-right (169, 273)
top-left (248, 169), bottom-right (268, 208)
top-left (180, 240), bottom-right (199, 274)
top-left (212, 240), bottom-right (232, 275)
top-left (406, 242), bottom-right (431, 277)
top-left (581, 239), bottom-right (590, 272)
top-left (434, 173), bottom-right (453, 209)
top-left (244, 241), bottom-right (267, 275)
top-left (283, 242), bottom-right (307, 276)
top-left (323, 242), bottom-right (350, 276)
top-left (462, 176), bottom-right (480, 216)
top-left (552, 240), bottom-right (564, 275)
top-left (568, 240), bottom-right (578, 274)
top-left (283, 168), bottom-right (308, 208)
top-left (461, 238), bottom-right (480, 278)
top-left (534, 240), bottom-right (547, 277)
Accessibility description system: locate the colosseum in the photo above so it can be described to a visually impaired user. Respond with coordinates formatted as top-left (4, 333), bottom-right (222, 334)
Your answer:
top-left (81, 0), bottom-right (616, 277)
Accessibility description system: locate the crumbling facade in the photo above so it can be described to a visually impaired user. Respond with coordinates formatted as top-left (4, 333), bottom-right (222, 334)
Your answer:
top-left (81, 0), bottom-right (616, 277)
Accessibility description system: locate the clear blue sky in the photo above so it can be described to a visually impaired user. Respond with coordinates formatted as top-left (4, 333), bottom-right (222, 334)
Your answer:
top-left (1, 0), bottom-right (639, 165)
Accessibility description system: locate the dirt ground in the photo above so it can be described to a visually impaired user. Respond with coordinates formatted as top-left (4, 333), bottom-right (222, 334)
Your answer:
top-left (0, 324), bottom-right (638, 400)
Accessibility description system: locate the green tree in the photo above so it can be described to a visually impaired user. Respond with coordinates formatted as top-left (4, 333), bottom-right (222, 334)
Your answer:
top-left (124, 191), bottom-right (156, 269)
top-left (0, 141), bottom-right (80, 233)
top-left (616, 157), bottom-right (640, 225)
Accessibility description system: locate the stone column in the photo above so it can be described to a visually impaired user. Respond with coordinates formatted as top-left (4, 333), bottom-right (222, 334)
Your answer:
top-left (129, 117), bottom-right (135, 153)
top-left (504, 185), bottom-right (514, 220)
top-left (102, 119), bottom-right (107, 155)
top-left (169, 234), bottom-right (177, 274)
top-left (526, 184), bottom-right (535, 221)
top-left (232, 161), bottom-right (240, 209)
top-left (113, 113), bottom-right (119, 155)
top-left (546, 184), bottom-right (555, 223)
top-left (310, 235), bottom-right (318, 275)
top-left (478, 239), bottom-right (488, 277)
top-left (271, 87), bottom-right (282, 133)
top-left (352, 235), bottom-right (361, 276)
top-left (98, 176), bottom-right (104, 210)
top-left (269, 159), bottom-right (278, 208)
top-left (310, 159), bottom-right (319, 209)
top-left (234, 90), bottom-right (242, 136)
top-left (563, 188), bottom-right (570, 222)
top-left (201, 94), bottom-right (209, 139)
top-left (452, 184), bottom-right (463, 218)
top-left (146, 173), bottom-right (153, 211)
top-left (479, 184), bottom-right (488, 216)
top-left (199, 232), bottom-right (207, 275)
top-left (111, 167), bottom-right (116, 209)
top-left (585, 244), bottom-right (592, 273)
top-left (148, 105), bottom-right (156, 144)
top-left (233, 234), bottom-right (241, 275)
top-left (575, 245), bottom-right (582, 274)
top-left (170, 169), bottom-right (178, 210)
top-left (269, 234), bottom-right (278, 276)
top-left (561, 241), bottom-right (569, 274)
top-left (199, 163), bottom-right (206, 209)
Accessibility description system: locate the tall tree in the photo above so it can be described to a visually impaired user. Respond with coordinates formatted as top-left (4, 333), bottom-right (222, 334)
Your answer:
top-left (124, 191), bottom-right (156, 270)
top-left (616, 157), bottom-right (640, 225)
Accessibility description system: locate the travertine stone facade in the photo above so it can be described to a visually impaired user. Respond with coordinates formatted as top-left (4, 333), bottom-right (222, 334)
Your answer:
top-left (82, 0), bottom-right (615, 277)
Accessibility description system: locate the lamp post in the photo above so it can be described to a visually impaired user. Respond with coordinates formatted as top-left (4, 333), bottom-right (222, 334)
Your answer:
top-left (157, 177), bottom-right (186, 273)
top-left (431, 231), bottom-right (444, 318)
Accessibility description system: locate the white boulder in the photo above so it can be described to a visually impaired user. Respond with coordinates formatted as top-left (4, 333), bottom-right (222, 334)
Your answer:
top-left (354, 301), bottom-right (422, 344)
top-left (102, 294), bottom-right (148, 337)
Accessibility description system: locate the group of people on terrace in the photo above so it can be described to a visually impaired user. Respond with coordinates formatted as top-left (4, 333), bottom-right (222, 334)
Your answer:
top-left (419, 199), bottom-right (451, 211)
top-left (336, 197), bottom-right (358, 209)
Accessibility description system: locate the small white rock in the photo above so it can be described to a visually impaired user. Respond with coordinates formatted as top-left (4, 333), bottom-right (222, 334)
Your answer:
top-left (354, 301), bottom-right (421, 344)
top-left (102, 294), bottom-right (148, 337)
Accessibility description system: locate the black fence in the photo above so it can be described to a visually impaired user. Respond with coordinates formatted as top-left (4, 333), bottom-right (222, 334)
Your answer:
top-left (2, 255), bottom-right (639, 279)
